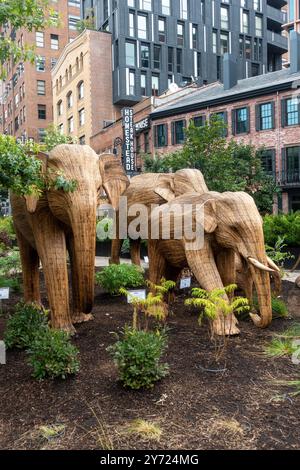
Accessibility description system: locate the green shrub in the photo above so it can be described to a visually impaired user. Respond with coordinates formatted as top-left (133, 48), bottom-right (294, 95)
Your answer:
top-left (95, 263), bottom-right (145, 295)
top-left (27, 328), bottom-right (80, 380)
top-left (4, 302), bottom-right (48, 349)
top-left (0, 277), bottom-right (21, 292)
top-left (96, 217), bottom-right (113, 241)
top-left (265, 235), bottom-right (294, 268)
top-left (0, 248), bottom-right (21, 277)
top-left (263, 212), bottom-right (300, 246)
top-left (107, 326), bottom-right (169, 389)
top-left (0, 216), bottom-right (15, 238)
top-left (253, 296), bottom-right (288, 319)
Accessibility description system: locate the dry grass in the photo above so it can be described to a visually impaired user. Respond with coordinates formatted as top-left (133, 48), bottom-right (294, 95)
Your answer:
top-left (122, 419), bottom-right (162, 442)
top-left (209, 418), bottom-right (244, 439)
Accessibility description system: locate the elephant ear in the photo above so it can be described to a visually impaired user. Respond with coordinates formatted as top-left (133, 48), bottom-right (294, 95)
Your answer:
top-left (99, 153), bottom-right (130, 209)
top-left (174, 169), bottom-right (208, 196)
top-left (24, 151), bottom-right (48, 214)
top-left (154, 175), bottom-right (176, 202)
top-left (196, 195), bottom-right (217, 233)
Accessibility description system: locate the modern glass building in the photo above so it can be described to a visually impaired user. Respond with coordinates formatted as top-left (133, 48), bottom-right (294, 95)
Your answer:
top-left (81, 0), bottom-right (288, 105)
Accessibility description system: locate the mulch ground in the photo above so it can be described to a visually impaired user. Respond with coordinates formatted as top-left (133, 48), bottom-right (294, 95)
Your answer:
top-left (0, 274), bottom-right (299, 450)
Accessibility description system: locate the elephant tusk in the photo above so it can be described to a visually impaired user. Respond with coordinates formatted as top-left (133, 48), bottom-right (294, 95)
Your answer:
top-left (248, 257), bottom-right (274, 272)
top-left (266, 256), bottom-right (281, 273)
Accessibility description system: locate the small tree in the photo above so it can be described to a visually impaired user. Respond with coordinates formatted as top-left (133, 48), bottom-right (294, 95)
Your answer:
top-left (43, 125), bottom-right (78, 152)
top-left (0, 0), bottom-right (59, 79)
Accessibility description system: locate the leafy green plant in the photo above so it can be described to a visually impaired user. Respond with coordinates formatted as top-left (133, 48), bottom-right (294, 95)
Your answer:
top-left (43, 125), bottom-right (78, 151)
top-left (95, 263), bottom-right (145, 295)
top-left (0, 216), bottom-right (15, 239)
top-left (0, 277), bottom-right (21, 292)
top-left (253, 295), bottom-right (288, 319)
top-left (265, 324), bottom-right (300, 358)
top-left (27, 328), bottom-right (80, 380)
top-left (4, 302), bottom-right (49, 349)
top-left (263, 212), bottom-right (300, 246)
top-left (120, 279), bottom-right (175, 330)
top-left (96, 217), bottom-right (114, 242)
top-left (265, 235), bottom-right (294, 269)
top-left (107, 326), bottom-right (169, 389)
top-left (185, 284), bottom-right (250, 325)
top-left (0, 248), bottom-right (21, 278)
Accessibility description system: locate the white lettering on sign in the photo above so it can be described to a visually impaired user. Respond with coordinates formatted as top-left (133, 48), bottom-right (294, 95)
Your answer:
top-left (0, 288), bottom-right (9, 300)
top-left (122, 107), bottom-right (136, 174)
top-left (135, 117), bottom-right (150, 133)
top-left (127, 289), bottom-right (147, 303)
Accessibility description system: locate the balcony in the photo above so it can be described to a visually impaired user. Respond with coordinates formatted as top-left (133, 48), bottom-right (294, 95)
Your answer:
top-left (267, 5), bottom-right (287, 25)
top-left (267, 0), bottom-right (287, 8)
top-left (277, 171), bottom-right (300, 187)
top-left (267, 29), bottom-right (288, 52)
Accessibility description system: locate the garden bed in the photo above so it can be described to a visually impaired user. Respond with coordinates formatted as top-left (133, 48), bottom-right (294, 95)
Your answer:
top-left (0, 275), bottom-right (299, 450)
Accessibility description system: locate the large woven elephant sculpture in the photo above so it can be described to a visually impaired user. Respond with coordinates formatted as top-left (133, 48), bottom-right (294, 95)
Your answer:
top-left (11, 145), bottom-right (128, 332)
top-left (110, 169), bottom-right (208, 265)
top-left (148, 191), bottom-right (276, 336)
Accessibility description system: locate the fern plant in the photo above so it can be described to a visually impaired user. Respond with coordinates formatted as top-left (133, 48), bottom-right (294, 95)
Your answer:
top-left (185, 284), bottom-right (250, 325)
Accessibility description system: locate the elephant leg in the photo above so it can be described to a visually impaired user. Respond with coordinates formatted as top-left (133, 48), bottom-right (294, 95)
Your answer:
top-left (67, 234), bottom-right (94, 324)
top-left (130, 239), bottom-right (141, 266)
top-left (31, 212), bottom-right (74, 333)
top-left (185, 243), bottom-right (240, 336)
top-left (15, 227), bottom-right (40, 304)
top-left (148, 240), bottom-right (167, 286)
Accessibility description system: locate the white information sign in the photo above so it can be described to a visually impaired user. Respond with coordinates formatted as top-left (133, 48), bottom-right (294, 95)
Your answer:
top-left (127, 289), bottom-right (147, 303)
top-left (0, 288), bottom-right (9, 300)
top-left (180, 277), bottom-right (191, 289)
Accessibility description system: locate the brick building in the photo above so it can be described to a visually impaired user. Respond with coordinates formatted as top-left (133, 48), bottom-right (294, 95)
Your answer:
top-left (92, 32), bottom-right (300, 213)
top-left (52, 29), bottom-right (118, 145)
top-left (0, 0), bottom-right (81, 142)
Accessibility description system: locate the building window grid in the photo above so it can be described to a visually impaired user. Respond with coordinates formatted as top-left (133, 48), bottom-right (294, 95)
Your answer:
top-left (286, 98), bottom-right (299, 126)
top-left (260, 103), bottom-right (273, 130)
top-left (235, 107), bottom-right (248, 134)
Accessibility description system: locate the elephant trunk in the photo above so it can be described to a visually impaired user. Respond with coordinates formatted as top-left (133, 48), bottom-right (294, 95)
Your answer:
top-left (249, 264), bottom-right (273, 328)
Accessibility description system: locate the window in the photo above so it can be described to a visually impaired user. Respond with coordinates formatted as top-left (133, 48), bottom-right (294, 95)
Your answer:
top-left (51, 57), bottom-right (57, 69)
top-left (128, 70), bottom-right (135, 95)
top-left (283, 97), bottom-right (300, 126)
top-left (177, 23), bottom-right (184, 46)
top-left (193, 115), bottom-right (205, 127)
top-left (256, 102), bottom-right (274, 131)
top-left (36, 57), bottom-right (46, 72)
top-left (212, 31), bottom-right (217, 54)
top-left (128, 0), bottom-right (135, 6)
top-left (125, 41), bottom-right (136, 66)
top-left (153, 45), bottom-right (161, 69)
top-left (137, 14), bottom-right (147, 39)
top-left (79, 108), bottom-right (85, 126)
top-left (78, 81), bottom-right (84, 99)
top-left (172, 120), bottom-right (186, 145)
top-left (144, 131), bottom-right (150, 153)
top-left (220, 6), bottom-right (229, 30)
top-left (38, 128), bottom-right (46, 142)
top-left (15, 116), bottom-right (19, 131)
top-left (155, 124), bottom-right (168, 147)
top-left (254, 38), bottom-right (262, 61)
top-left (168, 47), bottom-right (174, 72)
top-left (177, 48), bottom-right (182, 73)
top-left (68, 0), bottom-right (81, 6)
top-left (141, 72), bottom-right (147, 95)
top-left (179, 0), bottom-right (188, 20)
top-left (233, 107), bottom-right (249, 134)
top-left (141, 43), bottom-right (150, 68)
top-left (152, 74), bottom-right (159, 96)
top-left (58, 123), bottom-right (64, 134)
top-left (69, 16), bottom-right (80, 30)
top-left (211, 111), bottom-right (228, 136)
top-left (158, 18), bottom-right (166, 42)
top-left (239, 36), bottom-right (244, 57)
top-left (140, 0), bottom-right (151, 11)
top-left (260, 149), bottom-right (275, 176)
top-left (37, 80), bottom-right (45, 95)
top-left (161, 0), bottom-right (170, 15)
top-left (285, 146), bottom-right (300, 183)
top-left (15, 93), bottom-right (19, 108)
top-left (50, 34), bottom-right (59, 50)
top-left (242, 11), bottom-right (249, 34)
top-left (36, 32), bottom-right (44, 48)
top-left (129, 12), bottom-right (135, 37)
top-left (79, 135), bottom-right (85, 145)
top-left (67, 91), bottom-right (73, 108)
top-left (38, 104), bottom-right (46, 120)
top-left (255, 15), bottom-right (263, 37)
top-left (68, 116), bottom-right (74, 133)
top-left (57, 100), bottom-right (63, 116)
top-left (192, 25), bottom-right (198, 49)
top-left (253, 0), bottom-right (262, 12)
top-left (220, 33), bottom-right (229, 55)
top-left (245, 37), bottom-right (251, 59)
top-left (251, 63), bottom-right (259, 77)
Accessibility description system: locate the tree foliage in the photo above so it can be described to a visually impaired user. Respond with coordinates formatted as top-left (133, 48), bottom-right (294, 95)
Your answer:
top-left (0, 0), bottom-right (58, 78)
top-left (0, 135), bottom-right (43, 196)
top-left (43, 125), bottom-right (78, 152)
top-left (143, 117), bottom-right (278, 213)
